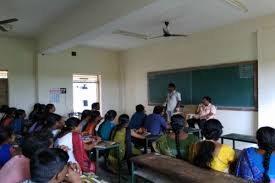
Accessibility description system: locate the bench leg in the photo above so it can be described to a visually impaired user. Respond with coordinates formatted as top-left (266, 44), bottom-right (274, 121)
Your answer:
top-left (233, 140), bottom-right (236, 149)
top-left (131, 161), bottom-right (136, 183)
top-left (95, 149), bottom-right (99, 175)
top-left (221, 138), bottom-right (224, 144)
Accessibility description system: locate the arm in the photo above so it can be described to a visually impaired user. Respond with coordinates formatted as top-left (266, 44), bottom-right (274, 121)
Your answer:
top-left (131, 130), bottom-right (145, 139)
top-left (195, 104), bottom-right (202, 114)
top-left (205, 105), bottom-right (217, 119)
top-left (176, 92), bottom-right (182, 109)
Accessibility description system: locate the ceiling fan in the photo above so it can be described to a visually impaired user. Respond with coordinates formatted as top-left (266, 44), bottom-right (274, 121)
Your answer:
top-left (113, 21), bottom-right (188, 40)
top-left (0, 18), bottom-right (18, 32)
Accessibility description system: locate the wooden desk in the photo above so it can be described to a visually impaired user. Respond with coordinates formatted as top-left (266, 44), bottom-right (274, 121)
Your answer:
top-left (221, 133), bottom-right (257, 149)
top-left (131, 154), bottom-right (250, 183)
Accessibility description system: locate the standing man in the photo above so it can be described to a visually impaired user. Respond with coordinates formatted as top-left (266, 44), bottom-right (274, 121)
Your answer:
top-left (187, 96), bottom-right (217, 129)
top-left (164, 83), bottom-right (182, 120)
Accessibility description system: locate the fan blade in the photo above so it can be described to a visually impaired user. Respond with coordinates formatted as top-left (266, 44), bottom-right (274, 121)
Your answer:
top-left (170, 34), bottom-right (188, 37)
top-left (0, 18), bottom-right (18, 25)
top-left (0, 26), bottom-right (8, 32)
top-left (113, 30), bottom-right (148, 40)
top-left (147, 35), bottom-right (164, 40)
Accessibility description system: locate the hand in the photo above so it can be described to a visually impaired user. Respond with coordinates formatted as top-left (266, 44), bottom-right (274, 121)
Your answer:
top-left (95, 136), bottom-right (101, 143)
top-left (65, 163), bottom-right (82, 183)
top-left (58, 145), bottom-right (70, 152)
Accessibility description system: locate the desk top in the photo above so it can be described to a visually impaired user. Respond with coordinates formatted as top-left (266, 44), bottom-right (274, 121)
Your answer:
top-left (221, 133), bottom-right (256, 143)
top-left (95, 141), bottom-right (119, 150)
top-left (131, 154), bottom-right (250, 183)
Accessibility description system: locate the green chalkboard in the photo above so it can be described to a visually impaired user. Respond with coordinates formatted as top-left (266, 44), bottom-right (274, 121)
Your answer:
top-left (148, 61), bottom-right (257, 110)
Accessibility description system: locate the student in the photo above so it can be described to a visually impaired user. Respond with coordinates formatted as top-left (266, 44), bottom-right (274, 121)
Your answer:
top-left (84, 111), bottom-right (102, 136)
top-left (144, 106), bottom-right (168, 136)
top-left (79, 110), bottom-right (92, 132)
top-left (0, 132), bottom-right (53, 183)
top-left (153, 114), bottom-right (198, 160)
top-left (42, 113), bottom-right (65, 139)
top-left (129, 104), bottom-right (147, 129)
top-left (1, 107), bottom-right (17, 127)
top-left (28, 103), bottom-right (42, 123)
top-left (187, 96), bottom-right (217, 129)
top-left (235, 127), bottom-right (275, 183)
top-left (11, 109), bottom-right (26, 135)
top-left (91, 102), bottom-right (100, 111)
top-left (189, 119), bottom-right (235, 173)
top-left (108, 114), bottom-right (145, 172)
top-left (164, 83), bottom-right (182, 120)
top-left (0, 127), bottom-right (16, 168)
top-left (56, 117), bottom-right (99, 173)
top-left (23, 148), bottom-right (81, 183)
top-left (98, 110), bottom-right (117, 141)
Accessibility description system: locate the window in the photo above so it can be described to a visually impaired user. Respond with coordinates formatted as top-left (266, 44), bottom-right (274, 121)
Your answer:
top-left (73, 74), bottom-right (100, 112)
top-left (0, 71), bottom-right (8, 105)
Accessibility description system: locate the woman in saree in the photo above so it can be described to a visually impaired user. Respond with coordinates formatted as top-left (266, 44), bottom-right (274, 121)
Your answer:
top-left (153, 114), bottom-right (198, 160)
top-left (235, 127), bottom-right (275, 183)
top-left (108, 114), bottom-right (145, 173)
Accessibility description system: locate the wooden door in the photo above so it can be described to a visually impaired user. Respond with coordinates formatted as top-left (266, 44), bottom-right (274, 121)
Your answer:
top-left (0, 79), bottom-right (8, 105)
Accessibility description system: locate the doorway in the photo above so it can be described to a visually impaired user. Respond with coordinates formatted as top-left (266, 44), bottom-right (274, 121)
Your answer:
top-left (0, 71), bottom-right (8, 106)
top-left (73, 74), bottom-right (100, 112)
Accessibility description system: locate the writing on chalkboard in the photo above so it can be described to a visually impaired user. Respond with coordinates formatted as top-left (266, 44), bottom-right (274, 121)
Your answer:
top-left (239, 64), bottom-right (253, 79)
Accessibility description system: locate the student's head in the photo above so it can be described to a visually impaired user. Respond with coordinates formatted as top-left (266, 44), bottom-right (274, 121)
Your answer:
top-left (64, 117), bottom-right (81, 133)
top-left (171, 114), bottom-right (185, 159)
top-left (33, 103), bottom-right (41, 112)
top-left (256, 127), bottom-right (275, 183)
top-left (40, 104), bottom-right (46, 113)
top-left (202, 96), bottom-right (212, 106)
top-left (81, 110), bottom-right (92, 121)
top-left (0, 105), bottom-right (9, 113)
top-left (46, 113), bottom-right (65, 130)
top-left (136, 104), bottom-right (145, 113)
top-left (22, 132), bottom-right (54, 159)
top-left (105, 110), bottom-right (117, 121)
top-left (30, 148), bottom-right (69, 183)
top-left (168, 83), bottom-right (176, 93)
top-left (153, 106), bottom-right (164, 115)
top-left (0, 127), bottom-right (14, 144)
top-left (118, 114), bottom-right (130, 128)
top-left (46, 104), bottom-right (56, 114)
top-left (15, 109), bottom-right (26, 119)
top-left (90, 111), bottom-right (101, 123)
top-left (91, 102), bottom-right (100, 111)
top-left (193, 119), bottom-right (223, 169)
top-left (6, 107), bottom-right (17, 118)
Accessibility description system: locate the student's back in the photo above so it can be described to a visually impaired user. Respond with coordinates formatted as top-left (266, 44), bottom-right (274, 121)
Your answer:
top-left (144, 106), bottom-right (167, 136)
top-left (129, 105), bottom-right (147, 129)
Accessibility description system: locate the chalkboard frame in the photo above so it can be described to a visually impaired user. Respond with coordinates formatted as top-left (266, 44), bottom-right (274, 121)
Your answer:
top-left (147, 60), bottom-right (258, 111)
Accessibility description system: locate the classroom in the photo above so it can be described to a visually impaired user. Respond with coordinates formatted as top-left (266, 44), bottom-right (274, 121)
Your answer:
top-left (0, 0), bottom-right (275, 183)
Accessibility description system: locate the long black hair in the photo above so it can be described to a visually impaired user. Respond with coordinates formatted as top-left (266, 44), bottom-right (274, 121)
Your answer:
top-left (171, 114), bottom-right (185, 159)
top-left (256, 127), bottom-right (275, 183)
top-left (57, 117), bottom-right (81, 139)
top-left (104, 110), bottom-right (117, 121)
top-left (81, 110), bottom-right (92, 121)
top-left (193, 119), bottom-right (223, 169)
top-left (111, 114), bottom-right (132, 158)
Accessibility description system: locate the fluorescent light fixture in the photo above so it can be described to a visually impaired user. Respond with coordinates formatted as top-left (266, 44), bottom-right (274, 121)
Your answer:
top-left (224, 0), bottom-right (248, 12)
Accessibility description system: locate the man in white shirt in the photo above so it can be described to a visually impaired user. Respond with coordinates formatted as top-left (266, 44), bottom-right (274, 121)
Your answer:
top-left (164, 83), bottom-right (182, 120)
top-left (187, 96), bottom-right (217, 129)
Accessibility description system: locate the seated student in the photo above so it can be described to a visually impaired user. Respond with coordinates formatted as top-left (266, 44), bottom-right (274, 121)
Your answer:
top-left (108, 114), bottom-right (145, 172)
top-left (91, 102), bottom-right (100, 112)
top-left (11, 109), bottom-right (26, 135)
top-left (56, 117), bottom-right (100, 173)
top-left (187, 96), bottom-right (217, 129)
top-left (42, 113), bottom-right (65, 139)
top-left (153, 114), bottom-right (199, 160)
top-left (28, 103), bottom-right (42, 123)
top-left (84, 111), bottom-right (102, 136)
top-left (0, 132), bottom-right (53, 183)
top-left (129, 104), bottom-right (147, 129)
top-left (144, 106), bottom-right (168, 136)
top-left (23, 148), bottom-right (81, 183)
top-left (0, 127), bottom-right (16, 168)
top-left (1, 107), bottom-right (17, 127)
top-left (189, 119), bottom-right (235, 173)
top-left (98, 110), bottom-right (117, 141)
top-left (79, 110), bottom-right (92, 132)
top-left (235, 127), bottom-right (275, 183)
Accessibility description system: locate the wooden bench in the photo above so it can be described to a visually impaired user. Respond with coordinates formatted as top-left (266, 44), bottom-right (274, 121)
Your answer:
top-left (131, 153), bottom-right (250, 183)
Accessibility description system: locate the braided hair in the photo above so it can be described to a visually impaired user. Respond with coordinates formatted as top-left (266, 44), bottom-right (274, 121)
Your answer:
top-left (256, 127), bottom-right (275, 183)
top-left (171, 114), bottom-right (185, 159)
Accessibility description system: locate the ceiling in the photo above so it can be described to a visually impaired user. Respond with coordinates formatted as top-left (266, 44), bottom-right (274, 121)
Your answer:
top-left (0, 0), bottom-right (82, 37)
top-left (82, 0), bottom-right (275, 50)
top-left (1, 0), bottom-right (275, 50)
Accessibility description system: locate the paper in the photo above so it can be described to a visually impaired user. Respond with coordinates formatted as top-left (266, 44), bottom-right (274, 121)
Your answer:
top-left (49, 88), bottom-right (61, 103)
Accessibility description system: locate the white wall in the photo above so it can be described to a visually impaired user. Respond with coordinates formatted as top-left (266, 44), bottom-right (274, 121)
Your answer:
top-left (37, 46), bottom-right (121, 116)
top-left (0, 36), bottom-right (36, 112)
top-left (120, 13), bottom-right (275, 135)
